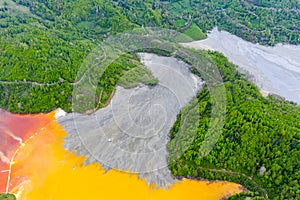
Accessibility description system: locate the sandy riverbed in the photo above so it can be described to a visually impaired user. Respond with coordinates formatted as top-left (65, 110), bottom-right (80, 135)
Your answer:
top-left (182, 27), bottom-right (300, 104)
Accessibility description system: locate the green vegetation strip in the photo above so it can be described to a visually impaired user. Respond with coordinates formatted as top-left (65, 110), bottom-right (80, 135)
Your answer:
top-left (0, 1), bottom-right (299, 199)
top-left (168, 51), bottom-right (300, 200)
top-left (0, 193), bottom-right (16, 200)
top-left (0, 0), bottom-right (299, 113)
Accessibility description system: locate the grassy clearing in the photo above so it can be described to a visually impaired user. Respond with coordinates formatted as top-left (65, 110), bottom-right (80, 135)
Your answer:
top-left (175, 19), bottom-right (187, 27)
top-left (184, 23), bottom-right (206, 41)
top-left (118, 65), bottom-right (157, 89)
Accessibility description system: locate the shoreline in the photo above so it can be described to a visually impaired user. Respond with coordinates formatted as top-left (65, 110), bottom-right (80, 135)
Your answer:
top-left (182, 27), bottom-right (300, 104)
top-left (57, 53), bottom-right (204, 188)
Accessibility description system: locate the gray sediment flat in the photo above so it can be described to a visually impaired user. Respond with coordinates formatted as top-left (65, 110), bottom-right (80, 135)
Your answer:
top-left (182, 27), bottom-right (300, 104)
top-left (57, 53), bottom-right (203, 188)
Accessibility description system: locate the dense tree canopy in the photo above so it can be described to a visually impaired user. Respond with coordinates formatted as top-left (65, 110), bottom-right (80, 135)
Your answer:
top-left (168, 51), bottom-right (300, 200)
top-left (0, 1), bottom-right (299, 199)
top-left (0, 0), bottom-right (299, 113)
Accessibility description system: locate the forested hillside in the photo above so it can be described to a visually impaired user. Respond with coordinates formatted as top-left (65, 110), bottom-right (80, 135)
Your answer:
top-left (0, 0), bottom-right (299, 113)
top-left (161, 0), bottom-right (300, 45)
top-left (168, 51), bottom-right (300, 200)
top-left (106, 0), bottom-right (300, 45)
top-left (0, 1), bottom-right (299, 199)
top-left (0, 0), bottom-right (154, 113)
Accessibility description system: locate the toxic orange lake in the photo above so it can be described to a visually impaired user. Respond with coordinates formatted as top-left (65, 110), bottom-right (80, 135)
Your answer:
top-left (0, 109), bottom-right (244, 199)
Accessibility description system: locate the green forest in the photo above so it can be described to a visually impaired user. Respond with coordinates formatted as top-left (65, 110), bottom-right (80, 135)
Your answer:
top-left (0, 0), bottom-right (299, 113)
top-left (161, 0), bottom-right (300, 45)
top-left (0, 193), bottom-right (16, 200)
top-left (168, 51), bottom-right (300, 199)
top-left (109, 0), bottom-right (300, 45)
top-left (0, 0), bottom-right (299, 199)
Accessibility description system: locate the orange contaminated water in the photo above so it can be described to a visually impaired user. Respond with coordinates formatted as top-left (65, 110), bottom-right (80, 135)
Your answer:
top-left (0, 110), bottom-right (244, 200)
top-left (0, 109), bottom-right (53, 192)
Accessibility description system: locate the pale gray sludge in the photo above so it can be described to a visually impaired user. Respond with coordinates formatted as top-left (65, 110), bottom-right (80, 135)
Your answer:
top-left (183, 27), bottom-right (300, 104)
top-left (57, 53), bottom-right (203, 188)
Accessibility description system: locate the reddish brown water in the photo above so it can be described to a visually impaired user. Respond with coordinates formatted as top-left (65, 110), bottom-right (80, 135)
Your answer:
top-left (0, 110), bottom-right (244, 199)
top-left (0, 109), bottom-right (52, 192)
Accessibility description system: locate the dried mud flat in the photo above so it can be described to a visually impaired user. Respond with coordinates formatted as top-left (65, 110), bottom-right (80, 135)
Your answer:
top-left (58, 53), bottom-right (203, 188)
top-left (182, 27), bottom-right (300, 104)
